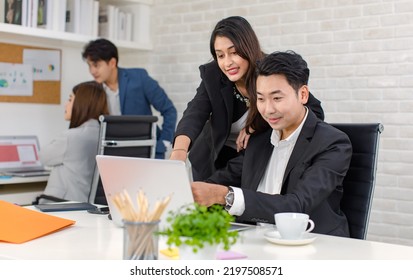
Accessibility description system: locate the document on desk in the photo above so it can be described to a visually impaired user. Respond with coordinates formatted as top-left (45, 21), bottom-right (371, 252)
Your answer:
top-left (0, 200), bottom-right (75, 244)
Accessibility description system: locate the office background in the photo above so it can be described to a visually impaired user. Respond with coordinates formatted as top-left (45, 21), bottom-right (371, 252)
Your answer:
top-left (0, 0), bottom-right (412, 246)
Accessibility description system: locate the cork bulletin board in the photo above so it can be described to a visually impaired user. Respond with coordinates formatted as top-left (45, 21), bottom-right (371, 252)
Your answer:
top-left (0, 42), bottom-right (61, 104)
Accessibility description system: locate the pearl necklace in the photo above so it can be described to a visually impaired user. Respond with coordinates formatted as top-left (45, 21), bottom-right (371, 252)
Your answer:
top-left (233, 87), bottom-right (250, 107)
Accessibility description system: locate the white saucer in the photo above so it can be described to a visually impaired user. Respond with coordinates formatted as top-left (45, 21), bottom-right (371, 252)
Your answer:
top-left (264, 231), bottom-right (317, 246)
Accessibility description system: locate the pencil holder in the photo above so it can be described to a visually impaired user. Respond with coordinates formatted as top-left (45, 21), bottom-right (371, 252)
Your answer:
top-left (123, 220), bottom-right (160, 260)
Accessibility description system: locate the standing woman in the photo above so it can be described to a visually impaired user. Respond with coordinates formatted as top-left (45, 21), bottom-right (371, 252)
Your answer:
top-left (38, 81), bottom-right (109, 203)
top-left (171, 16), bottom-right (324, 181)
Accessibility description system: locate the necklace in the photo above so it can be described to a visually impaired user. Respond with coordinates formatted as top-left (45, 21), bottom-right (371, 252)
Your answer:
top-left (233, 87), bottom-right (250, 107)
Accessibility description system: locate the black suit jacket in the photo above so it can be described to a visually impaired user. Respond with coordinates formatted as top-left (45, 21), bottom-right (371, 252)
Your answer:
top-left (174, 61), bottom-right (325, 181)
top-left (207, 110), bottom-right (352, 237)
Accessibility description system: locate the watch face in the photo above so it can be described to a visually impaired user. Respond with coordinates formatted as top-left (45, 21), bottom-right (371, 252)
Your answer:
top-left (226, 192), bottom-right (234, 202)
top-left (225, 189), bottom-right (235, 210)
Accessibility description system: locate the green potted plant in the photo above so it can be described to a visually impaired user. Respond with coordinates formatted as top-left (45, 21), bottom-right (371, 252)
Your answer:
top-left (159, 203), bottom-right (239, 259)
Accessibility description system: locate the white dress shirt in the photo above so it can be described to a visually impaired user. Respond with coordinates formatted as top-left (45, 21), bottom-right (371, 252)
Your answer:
top-left (103, 83), bottom-right (121, 115)
top-left (228, 107), bottom-right (309, 216)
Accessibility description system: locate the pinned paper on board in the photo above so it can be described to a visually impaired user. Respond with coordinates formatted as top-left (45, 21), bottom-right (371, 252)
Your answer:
top-left (22, 49), bottom-right (61, 81)
top-left (0, 62), bottom-right (33, 96)
top-left (0, 42), bottom-right (61, 104)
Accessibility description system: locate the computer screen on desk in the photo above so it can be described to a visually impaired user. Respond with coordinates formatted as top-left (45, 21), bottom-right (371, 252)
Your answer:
top-left (0, 136), bottom-right (50, 177)
top-left (95, 155), bottom-right (256, 232)
top-left (96, 155), bottom-right (195, 227)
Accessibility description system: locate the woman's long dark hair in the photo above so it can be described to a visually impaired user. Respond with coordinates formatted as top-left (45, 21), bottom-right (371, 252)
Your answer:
top-left (69, 81), bottom-right (109, 128)
top-left (209, 16), bottom-right (265, 106)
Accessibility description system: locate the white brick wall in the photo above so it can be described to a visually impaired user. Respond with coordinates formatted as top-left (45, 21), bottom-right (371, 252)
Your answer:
top-left (123, 0), bottom-right (413, 246)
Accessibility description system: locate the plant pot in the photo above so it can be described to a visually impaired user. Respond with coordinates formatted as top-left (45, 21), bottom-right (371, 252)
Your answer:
top-left (178, 242), bottom-right (218, 260)
top-left (159, 203), bottom-right (239, 259)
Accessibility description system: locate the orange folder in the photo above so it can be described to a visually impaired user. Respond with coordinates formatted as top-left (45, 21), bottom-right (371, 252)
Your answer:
top-left (0, 200), bottom-right (75, 244)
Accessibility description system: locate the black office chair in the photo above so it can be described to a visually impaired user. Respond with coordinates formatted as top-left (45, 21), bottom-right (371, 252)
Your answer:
top-left (331, 123), bottom-right (384, 239)
top-left (89, 115), bottom-right (158, 205)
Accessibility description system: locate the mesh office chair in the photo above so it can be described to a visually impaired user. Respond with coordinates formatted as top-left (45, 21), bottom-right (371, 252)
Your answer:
top-left (89, 115), bottom-right (158, 205)
top-left (331, 123), bottom-right (384, 239)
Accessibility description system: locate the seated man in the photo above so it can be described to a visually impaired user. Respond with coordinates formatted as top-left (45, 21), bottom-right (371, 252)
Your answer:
top-left (191, 51), bottom-right (352, 237)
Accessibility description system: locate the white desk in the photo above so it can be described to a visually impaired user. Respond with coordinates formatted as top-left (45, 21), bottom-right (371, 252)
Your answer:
top-left (1, 208), bottom-right (412, 260)
top-left (0, 176), bottom-right (48, 205)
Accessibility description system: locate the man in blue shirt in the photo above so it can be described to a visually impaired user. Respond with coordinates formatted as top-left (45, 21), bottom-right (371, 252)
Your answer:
top-left (82, 39), bottom-right (177, 159)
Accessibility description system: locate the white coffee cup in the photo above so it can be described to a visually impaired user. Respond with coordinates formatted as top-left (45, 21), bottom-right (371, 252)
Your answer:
top-left (274, 212), bottom-right (315, 240)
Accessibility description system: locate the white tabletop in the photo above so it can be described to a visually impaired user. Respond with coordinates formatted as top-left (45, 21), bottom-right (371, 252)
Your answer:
top-left (1, 207), bottom-right (412, 260)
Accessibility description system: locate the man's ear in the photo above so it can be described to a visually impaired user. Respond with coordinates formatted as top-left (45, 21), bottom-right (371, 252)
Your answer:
top-left (109, 57), bottom-right (117, 68)
top-left (299, 85), bottom-right (309, 104)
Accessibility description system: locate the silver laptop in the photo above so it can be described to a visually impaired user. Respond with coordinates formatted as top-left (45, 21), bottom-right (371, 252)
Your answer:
top-left (95, 155), bottom-right (194, 227)
top-left (0, 135), bottom-right (50, 177)
top-left (95, 155), bottom-right (256, 232)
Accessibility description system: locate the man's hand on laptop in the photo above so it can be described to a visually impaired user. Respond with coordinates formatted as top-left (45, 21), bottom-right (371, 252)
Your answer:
top-left (191, 182), bottom-right (227, 207)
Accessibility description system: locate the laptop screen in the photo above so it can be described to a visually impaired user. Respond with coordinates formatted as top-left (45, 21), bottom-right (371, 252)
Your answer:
top-left (95, 155), bottom-right (255, 232)
top-left (95, 155), bottom-right (194, 227)
top-left (0, 136), bottom-right (43, 172)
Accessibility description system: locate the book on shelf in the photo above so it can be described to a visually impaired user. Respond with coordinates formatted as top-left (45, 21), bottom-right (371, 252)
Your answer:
top-left (4, 0), bottom-right (23, 25)
top-left (98, 4), bottom-right (115, 39)
top-left (65, 0), bottom-right (98, 36)
top-left (18, 0), bottom-right (67, 31)
top-left (0, 2), bottom-right (4, 23)
top-left (98, 4), bottom-right (108, 37)
top-left (52, 0), bottom-right (66, 32)
top-left (30, 0), bottom-right (38, 28)
top-left (112, 6), bottom-right (119, 39)
top-left (19, 0), bottom-right (38, 28)
top-left (118, 10), bottom-right (133, 41)
top-left (79, 0), bottom-right (93, 36)
top-left (37, 0), bottom-right (48, 28)
top-left (99, 3), bottom-right (134, 42)
top-left (65, 0), bottom-right (80, 33)
top-left (25, 0), bottom-right (32, 26)
top-left (117, 10), bottom-right (126, 41)
top-left (21, 0), bottom-right (27, 26)
top-left (2, 0), bottom-right (142, 45)
top-left (91, 0), bottom-right (99, 37)
top-left (126, 12), bottom-right (133, 41)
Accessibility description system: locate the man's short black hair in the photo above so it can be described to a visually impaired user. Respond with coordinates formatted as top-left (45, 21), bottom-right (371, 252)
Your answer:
top-left (256, 50), bottom-right (310, 92)
top-left (246, 51), bottom-right (310, 133)
top-left (82, 38), bottom-right (119, 65)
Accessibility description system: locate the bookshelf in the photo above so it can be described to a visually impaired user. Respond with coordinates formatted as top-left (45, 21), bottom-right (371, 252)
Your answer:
top-left (0, 0), bottom-right (153, 52)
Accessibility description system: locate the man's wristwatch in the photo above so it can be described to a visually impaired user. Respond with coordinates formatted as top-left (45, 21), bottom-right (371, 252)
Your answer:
top-left (224, 187), bottom-right (234, 211)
